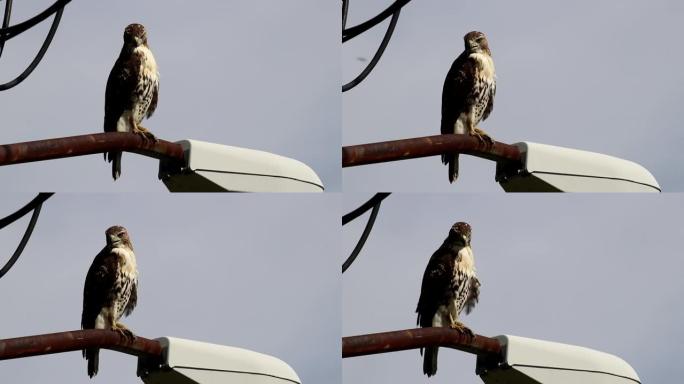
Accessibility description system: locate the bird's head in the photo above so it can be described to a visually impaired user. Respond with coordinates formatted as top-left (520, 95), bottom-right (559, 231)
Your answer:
top-left (123, 23), bottom-right (148, 48)
top-left (463, 31), bottom-right (490, 54)
top-left (106, 225), bottom-right (131, 248)
top-left (448, 222), bottom-right (472, 246)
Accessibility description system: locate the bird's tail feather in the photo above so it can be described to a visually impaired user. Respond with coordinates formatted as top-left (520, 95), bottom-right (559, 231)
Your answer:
top-left (423, 346), bottom-right (438, 377)
top-left (447, 153), bottom-right (459, 183)
top-left (106, 151), bottom-right (122, 180)
top-left (85, 348), bottom-right (99, 378)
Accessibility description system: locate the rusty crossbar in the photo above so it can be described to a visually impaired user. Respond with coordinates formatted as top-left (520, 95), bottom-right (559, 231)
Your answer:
top-left (0, 329), bottom-right (162, 360)
top-left (342, 327), bottom-right (502, 359)
top-left (342, 134), bottom-right (522, 168)
top-left (0, 132), bottom-right (185, 166)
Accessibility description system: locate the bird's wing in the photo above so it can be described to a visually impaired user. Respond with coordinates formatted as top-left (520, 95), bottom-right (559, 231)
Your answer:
top-left (441, 51), bottom-right (476, 135)
top-left (146, 77), bottom-right (159, 119)
top-left (416, 246), bottom-right (456, 327)
top-left (123, 278), bottom-right (137, 316)
top-left (481, 80), bottom-right (496, 121)
top-left (82, 247), bottom-right (119, 329)
top-left (104, 50), bottom-right (141, 133)
top-left (464, 275), bottom-right (480, 315)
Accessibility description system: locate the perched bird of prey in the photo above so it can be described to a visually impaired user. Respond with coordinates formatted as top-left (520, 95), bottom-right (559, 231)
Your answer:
top-left (82, 225), bottom-right (138, 378)
top-left (441, 31), bottom-right (496, 183)
top-left (416, 222), bottom-right (480, 377)
top-left (104, 23), bottom-right (160, 180)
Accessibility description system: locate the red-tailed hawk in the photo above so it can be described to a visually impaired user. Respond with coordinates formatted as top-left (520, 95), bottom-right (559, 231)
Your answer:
top-left (104, 23), bottom-right (159, 180)
top-left (441, 31), bottom-right (496, 183)
top-left (82, 225), bottom-right (138, 378)
top-left (416, 222), bottom-right (480, 377)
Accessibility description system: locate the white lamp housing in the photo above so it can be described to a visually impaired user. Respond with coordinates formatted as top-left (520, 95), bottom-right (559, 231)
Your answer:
top-left (159, 140), bottom-right (324, 192)
top-left (496, 142), bottom-right (660, 192)
top-left (476, 335), bottom-right (640, 384)
top-left (138, 337), bottom-right (301, 384)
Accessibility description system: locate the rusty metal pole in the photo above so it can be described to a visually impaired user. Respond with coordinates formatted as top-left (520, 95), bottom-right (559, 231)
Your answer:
top-left (0, 329), bottom-right (162, 360)
top-left (342, 328), bottom-right (502, 359)
top-left (342, 134), bottom-right (522, 167)
top-left (0, 132), bottom-right (185, 166)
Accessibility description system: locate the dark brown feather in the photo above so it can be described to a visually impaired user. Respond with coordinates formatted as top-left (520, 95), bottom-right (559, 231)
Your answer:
top-left (82, 246), bottom-right (121, 378)
top-left (81, 246), bottom-right (121, 329)
top-left (146, 81), bottom-right (159, 119)
top-left (481, 83), bottom-right (496, 122)
top-left (440, 52), bottom-right (478, 182)
top-left (103, 47), bottom-right (143, 180)
top-left (123, 279), bottom-right (137, 316)
top-left (104, 47), bottom-right (141, 134)
top-left (440, 51), bottom-right (476, 137)
top-left (415, 244), bottom-right (459, 328)
top-left (464, 276), bottom-right (480, 314)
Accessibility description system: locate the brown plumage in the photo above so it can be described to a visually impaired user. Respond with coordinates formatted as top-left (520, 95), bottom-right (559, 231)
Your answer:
top-left (416, 222), bottom-right (480, 377)
top-left (82, 225), bottom-right (138, 378)
top-left (441, 31), bottom-right (496, 183)
top-left (104, 23), bottom-right (159, 180)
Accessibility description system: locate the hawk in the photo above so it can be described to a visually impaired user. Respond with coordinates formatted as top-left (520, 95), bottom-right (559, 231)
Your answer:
top-left (416, 222), bottom-right (480, 377)
top-left (104, 23), bottom-right (159, 180)
top-left (82, 225), bottom-right (138, 378)
top-left (441, 31), bottom-right (496, 183)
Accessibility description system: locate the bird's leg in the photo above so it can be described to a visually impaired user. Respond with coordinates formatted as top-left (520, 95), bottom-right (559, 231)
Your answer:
top-left (112, 322), bottom-right (136, 342)
top-left (131, 118), bottom-right (158, 143)
top-left (448, 316), bottom-right (474, 338)
top-left (137, 125), bottom-right (158, 142)
top-left (472, 127), bottom-right (494, 148)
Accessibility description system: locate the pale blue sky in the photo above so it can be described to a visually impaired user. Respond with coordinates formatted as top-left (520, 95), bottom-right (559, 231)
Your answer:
top-left (343, 0), bottom-right (684, 192)
top-left (0, 0), bottom-right (340, 191)
top-left (343, 193), bottom-right (684, 383)
top-left (0, 193), bottom-right (340, 383)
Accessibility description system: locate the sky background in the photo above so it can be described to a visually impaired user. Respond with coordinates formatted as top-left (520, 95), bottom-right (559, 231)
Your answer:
top-left (343, 0), bottom-right (684, 192)
top-left (0, 193), bottom-right (340, 383)
top-left (0, 0), bottom-right (340, 191)
top-left (343, 193), bottom-right (684, 383)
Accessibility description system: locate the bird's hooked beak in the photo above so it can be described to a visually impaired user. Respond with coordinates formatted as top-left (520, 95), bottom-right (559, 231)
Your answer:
top-left (107, 233), bottom-right (122, 246)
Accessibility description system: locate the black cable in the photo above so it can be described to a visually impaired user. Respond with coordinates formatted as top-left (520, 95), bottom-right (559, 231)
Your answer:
top-left (0, 0), bottom-right (13, 58)
top-left (342, 0), bottom-right (411, 42)
top-left (0, 193), bottom-right (54, 280)
top-left (342, 0), bottom-right (349, 30)
top-left (342, 9), bottom-right (399, 92)
top-left (342, 193), bottom-right (391, 273)
top-left (343, 192), bottom-right (390, 225)
top-left (0, 0), bottom-right (71, 41)
top-left (0, 0), bottom-right (69, 91)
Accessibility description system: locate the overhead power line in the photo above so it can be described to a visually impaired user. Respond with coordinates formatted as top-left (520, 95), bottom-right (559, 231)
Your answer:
top-left (0, 0), bottom-right (72, 91)
top-left (342, 0), bottom-right (412, 91)
top-left (0, 193), bottom-right (54, 280)
top-left (342, 193), bottom-right (390, 273)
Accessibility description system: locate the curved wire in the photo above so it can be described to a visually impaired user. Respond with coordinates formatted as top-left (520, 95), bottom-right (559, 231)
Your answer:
top-left (0, 6), bottom-right (63, 91)
top-left (342, 8), bottom-right (399, 92)
top-left (342, 0), bottom-right (349, 29)
top-left (0, 0), bottom-right (13, 58)
top-left (342, 193), bottom-right (391, 273)
top-left (0, 0), bottom-right (71, 41)
top-left (0, 0), bottom-right (69, 91)
top-left (342, 0), bottom-right (411, 42)
top-left (0, 193), bottom-right (54, 280)
top-left (343, 193), bottom-right (390, 225)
